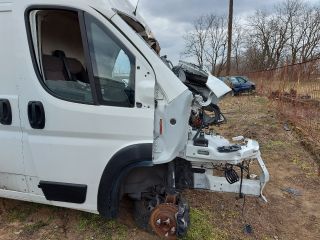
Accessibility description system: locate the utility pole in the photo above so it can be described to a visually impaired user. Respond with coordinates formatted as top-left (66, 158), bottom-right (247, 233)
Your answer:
top-left (226, 0), bottom-right (233, 76)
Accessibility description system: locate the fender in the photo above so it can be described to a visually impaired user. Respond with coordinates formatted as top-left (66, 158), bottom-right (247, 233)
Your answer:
top-left (97, 143), bottom-right (153, 219)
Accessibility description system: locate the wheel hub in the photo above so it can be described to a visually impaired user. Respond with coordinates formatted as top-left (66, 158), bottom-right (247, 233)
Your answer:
top-left (149, 203), bottom-right (178, 239)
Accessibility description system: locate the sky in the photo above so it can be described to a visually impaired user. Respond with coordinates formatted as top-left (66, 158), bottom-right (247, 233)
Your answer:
top-left (128, 0), bottom-right (319, 65)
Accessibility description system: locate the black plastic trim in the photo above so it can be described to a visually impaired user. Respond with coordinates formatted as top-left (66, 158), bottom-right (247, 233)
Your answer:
top-left (97, 143), bottom-right (153, 219)
top-left (38, 181), bottom-right (87, 204)
top-left (191, 168), bottom-right (206, 174)
top-left (0, 99), bottom-right (12, 125)
top-left (27, 101), bottom-right (46, 129)
top-left (78, 11), bottom-right (100, 105)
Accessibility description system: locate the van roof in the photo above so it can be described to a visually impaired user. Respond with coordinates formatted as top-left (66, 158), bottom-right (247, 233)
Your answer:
top-left (0, 0), bottom-right (135, 19)
top-left (0, 0), bottom-right (135, 13)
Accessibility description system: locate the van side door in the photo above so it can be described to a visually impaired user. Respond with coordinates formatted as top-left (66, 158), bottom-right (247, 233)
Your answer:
top-left (0, 4), bottom-right (26, 193)
top-left (19, 7), bottom-right (155, 209)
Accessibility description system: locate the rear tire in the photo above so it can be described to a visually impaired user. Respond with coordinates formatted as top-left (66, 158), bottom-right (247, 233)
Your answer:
top-left (250, 86), bottom-right (256, 94)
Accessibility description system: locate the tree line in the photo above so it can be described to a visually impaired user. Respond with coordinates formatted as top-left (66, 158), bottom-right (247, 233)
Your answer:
top-left (183, 0), bottom-right (320, 75)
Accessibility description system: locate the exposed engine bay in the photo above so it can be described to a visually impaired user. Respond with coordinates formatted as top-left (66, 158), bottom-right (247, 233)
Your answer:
top-left (165, 58), bottom-right (269, 203)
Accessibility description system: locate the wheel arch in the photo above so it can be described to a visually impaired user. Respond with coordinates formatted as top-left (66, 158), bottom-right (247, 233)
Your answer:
top-left (97, 143), bottom-right (153, 219)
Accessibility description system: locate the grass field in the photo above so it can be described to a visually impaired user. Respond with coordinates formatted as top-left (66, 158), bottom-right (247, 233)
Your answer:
top-left (0, 95), bottom-right (319, 240)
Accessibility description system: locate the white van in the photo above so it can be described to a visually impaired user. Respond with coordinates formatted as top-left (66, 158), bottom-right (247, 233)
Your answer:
top-left (0, 0), bottom-right (269, 238)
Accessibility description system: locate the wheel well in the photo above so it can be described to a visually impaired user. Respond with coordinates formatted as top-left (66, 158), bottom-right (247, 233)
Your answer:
top-left (120, 158), bottom-right (194, 197)
top-left (120, 165), bottom-right (168, 200)
top-left (97, 150), bottom-right (194, 219)
top-left (97, 143), bottom-right (153, 219)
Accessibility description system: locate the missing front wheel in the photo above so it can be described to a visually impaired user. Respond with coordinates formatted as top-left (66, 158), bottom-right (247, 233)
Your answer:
top-left (133, 192), bottom-right (190, 239)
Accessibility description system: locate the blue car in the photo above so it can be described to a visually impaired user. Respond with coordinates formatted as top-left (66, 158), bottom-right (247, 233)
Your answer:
top-left (224, 76), bottom-right (256, 96)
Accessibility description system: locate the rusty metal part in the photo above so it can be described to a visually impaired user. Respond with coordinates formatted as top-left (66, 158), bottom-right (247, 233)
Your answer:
top-left (149, 203), bottom-right (178, 240)
top-left (165, 194), bottom-right (177, 204)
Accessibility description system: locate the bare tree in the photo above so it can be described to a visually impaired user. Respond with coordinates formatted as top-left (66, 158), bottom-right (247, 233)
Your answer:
top-left (299, 7), bottom-right (320, 61)
top-left (287, 0), bottom-right (305, 64)
top-left (183, 0), bottom-right (320, 74)
top-left (183, 14), bottom-right (228, 75)
top-left (183, 16), bottom-right (210, 68)
top-left (231, 21), bottom-right (244, 73)
top-left (247, 7), bottom-right (291, 70)
top-left (205, 15), bottom-right (228, 76)
top-left (246, 0), bottom-right (320, 70)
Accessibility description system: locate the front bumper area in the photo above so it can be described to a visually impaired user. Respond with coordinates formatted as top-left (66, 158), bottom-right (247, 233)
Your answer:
top-left (193, 154), bottom-right (269, 202)
top-left (181, 132), bottom-right (270, 201)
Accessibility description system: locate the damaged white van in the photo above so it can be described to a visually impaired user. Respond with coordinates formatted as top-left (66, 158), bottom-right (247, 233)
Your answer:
top-left (0, 0), bottom-right (269, 238)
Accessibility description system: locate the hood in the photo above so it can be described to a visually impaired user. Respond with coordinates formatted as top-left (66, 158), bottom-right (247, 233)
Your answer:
top-left (206, 75), bottom-right (232, 99)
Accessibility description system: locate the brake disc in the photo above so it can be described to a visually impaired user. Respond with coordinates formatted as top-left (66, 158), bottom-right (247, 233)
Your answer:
top-left (149, 203), bottom-right (178, 240)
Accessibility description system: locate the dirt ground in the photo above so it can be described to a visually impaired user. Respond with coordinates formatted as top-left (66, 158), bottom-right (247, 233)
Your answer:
top-left (0, 95), bottom-right (319, 240)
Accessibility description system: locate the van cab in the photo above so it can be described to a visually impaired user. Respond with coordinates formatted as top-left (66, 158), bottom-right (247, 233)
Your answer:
top-left (0, 0), bottom-right (269, 238)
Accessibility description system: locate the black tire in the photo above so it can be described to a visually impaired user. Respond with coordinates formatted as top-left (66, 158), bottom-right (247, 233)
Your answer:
top-left (250, 86), bottom-right (256, 94)
top-left (176, 196), bottom-right (190, 238)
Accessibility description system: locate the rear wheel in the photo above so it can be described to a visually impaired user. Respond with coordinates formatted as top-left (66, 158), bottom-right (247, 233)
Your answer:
top-left (250, 86), bottom-right (256, 94)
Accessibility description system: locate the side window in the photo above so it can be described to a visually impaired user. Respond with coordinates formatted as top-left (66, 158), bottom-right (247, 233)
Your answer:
top-left (29, 10), bottom-right (93, 103)
top-left (85, 13), bottom-right (135, 108)
top-left (230, 77), bottom-right (239, 84)
top-left (113, 50), bottom-right (131, 87)
top-left (237, 77), bottom-right (246, 84)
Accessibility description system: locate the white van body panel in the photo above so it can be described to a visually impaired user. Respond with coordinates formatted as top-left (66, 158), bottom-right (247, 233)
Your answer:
top-left (1, 0), bottom-right (156, 212)
top-left (0, 2), bottom-right (13, 12)
top-left (0, 3), bottom-right (27, 192)
top-left (0, 0), bottom-right (189, 213)
top-left (111, 14), bottom-right (193, 164)
top-left (0, 0), bottom-right (269, 220)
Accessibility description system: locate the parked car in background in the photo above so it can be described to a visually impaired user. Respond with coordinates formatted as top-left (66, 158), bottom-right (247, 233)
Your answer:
top-left (218, 76), bottom-right (227, 82)
top-left (223, 76), bottom-right (256, 96)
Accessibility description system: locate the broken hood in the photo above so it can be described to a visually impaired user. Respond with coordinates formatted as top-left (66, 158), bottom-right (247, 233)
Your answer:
top-left (206, 75), bottom-right (232, 100)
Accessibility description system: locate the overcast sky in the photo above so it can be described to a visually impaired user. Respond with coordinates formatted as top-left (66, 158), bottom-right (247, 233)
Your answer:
top-left (128, 0), bottom-right (319, 64)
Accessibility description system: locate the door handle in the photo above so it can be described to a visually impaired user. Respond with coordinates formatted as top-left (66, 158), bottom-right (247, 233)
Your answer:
top-left (0, 99), bottom-right (12, 125)
top-left (28, 101), bottom-right (45, 129)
